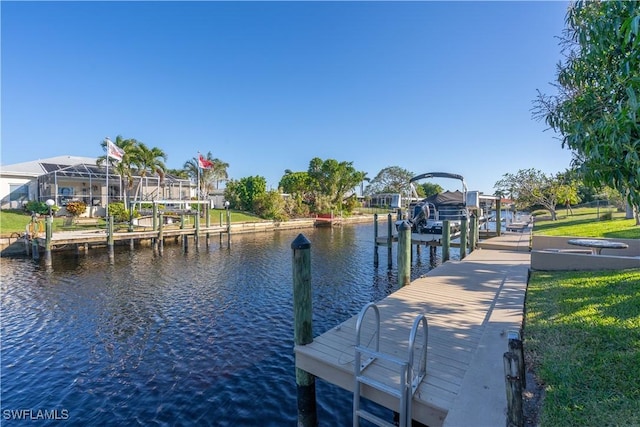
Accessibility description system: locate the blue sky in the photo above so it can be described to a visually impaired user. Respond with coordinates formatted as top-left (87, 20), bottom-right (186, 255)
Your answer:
top-left (1, 1), bottom-right (573, 194)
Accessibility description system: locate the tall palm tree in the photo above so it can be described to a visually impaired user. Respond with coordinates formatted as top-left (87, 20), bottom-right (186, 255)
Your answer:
top-left (97, 135), bottom-right (138, 210)
top-left (132, 142), bottom-right (167, 201)
top-left (210, 158), bottom-right (229, 190)
top-left (183, 152), bottom-right (229, 198)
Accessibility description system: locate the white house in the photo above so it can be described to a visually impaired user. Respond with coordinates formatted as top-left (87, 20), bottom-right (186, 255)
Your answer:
top-left (1, 155), bottom-right (194, 215)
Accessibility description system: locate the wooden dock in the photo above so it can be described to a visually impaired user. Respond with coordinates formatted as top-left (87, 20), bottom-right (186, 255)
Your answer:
top-left (295, 234), bottom-right (530, 426)
top-left (39, 225), bottom-right (227, 247)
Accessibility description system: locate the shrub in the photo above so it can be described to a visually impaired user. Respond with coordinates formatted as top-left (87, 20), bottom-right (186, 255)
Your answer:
top-left (107, 202), bottom-right (129, 222)
top-left (65, 201), bottom-right (87, 217)
top-left (24, 200), bottom-right (60, 215)
top-left (107, 202), bottom-right (140, 222)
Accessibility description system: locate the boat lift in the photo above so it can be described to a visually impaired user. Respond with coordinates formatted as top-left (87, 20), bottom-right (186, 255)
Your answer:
top-left (407, 172), bottom-right (469, 235)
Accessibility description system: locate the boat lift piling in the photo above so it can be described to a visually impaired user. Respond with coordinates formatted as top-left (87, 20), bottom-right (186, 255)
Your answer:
top-left (442, 220), bottom-right (451, 262)
top-left (397, 220), bottom-right (411, 286)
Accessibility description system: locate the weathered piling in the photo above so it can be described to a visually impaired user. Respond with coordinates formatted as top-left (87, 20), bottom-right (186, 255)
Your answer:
top-left (158, 213), bottom-right (164, 254)
top-left (226, 208), bottom-right (231, 248)
top-left (44, 216), bottom-right (53, 267)
top-left (373, 213), bottom-right (379, 267)
top-left (460, 217), bottom-right (468, 259)
top-left (495, 199), bottom-right (502, 236)
top-left (205, 204), bottom-right (211, 246)
top-left (504, 333), bottom-right (525, 427)
top-left (442, 220), bottom-right (451, 262)
top-left (108, 215), bottom-right (115, 263)
top-left (31, 237), bottom-right (39, 260)
top-left (469, 213), bottom-right (477, 252)
top-left (195, 211), bottom-right (200, 247)
top-left (291, 234), bottom-right (317, 427)
top-left (397, 220), bottom-right (411, 286)
top-left (387, 213), bottom-right (393, 269)
top-left (152, 204), bottom-right (158, 231)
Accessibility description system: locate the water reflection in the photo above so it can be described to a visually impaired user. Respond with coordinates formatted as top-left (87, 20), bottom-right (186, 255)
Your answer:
top-left (1, 223), bottom-right (449, 426)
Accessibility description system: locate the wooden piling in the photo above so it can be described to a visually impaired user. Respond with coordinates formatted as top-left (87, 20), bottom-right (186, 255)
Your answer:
top-left (397, 221), bottom-right (411, 286)
top-left (195, 212), bottom-right (200, 247)
top-left (469, 213), bottom-right (477, 252)
top-left (152, 204), bottom-right (158, 231)
top-left (158, 213), bottom-right (164, 254)
top-left (387, 213), bottom-right (393, 269)
top-left (205, 204), bottom-right (211, 246)
top-left (108, 215), bottom-right (115, 263)
top-left (495, 199), bottom-right (502, 236)
top-left (373, 214), bottom-right (379, 267)
top-left (504, 350), bottom-right (524, 427)
top-left (442, 220), bottom-right (450, 262)
top-left (291, 234), bottom-right (317, 427)
top-left (44, 216), bottom-right (53, 267)
top-left (226, 208), bottom-right (231, 248)
top-left (460, 217), bottom-right (468, 260)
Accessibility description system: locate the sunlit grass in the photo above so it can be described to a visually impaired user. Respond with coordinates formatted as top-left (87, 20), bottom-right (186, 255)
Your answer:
top-left (533, 207), bottom-right (639, 239)
top-left (525, 269), bottom-right (640, 426)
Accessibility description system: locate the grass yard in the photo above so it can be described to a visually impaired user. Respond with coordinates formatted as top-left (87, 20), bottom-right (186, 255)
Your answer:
top-left (525, 269), bottom-right (640, 426)
top-left (533, 207), bottom-right (639, 239)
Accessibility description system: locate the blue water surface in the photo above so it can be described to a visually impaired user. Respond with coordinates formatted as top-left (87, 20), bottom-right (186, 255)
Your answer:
top-left (1, 223), bottom-right (448, 426)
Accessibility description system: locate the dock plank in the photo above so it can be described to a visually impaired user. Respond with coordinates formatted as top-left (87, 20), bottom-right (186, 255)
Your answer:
top-left (295, 245), bottom-right (530, 427)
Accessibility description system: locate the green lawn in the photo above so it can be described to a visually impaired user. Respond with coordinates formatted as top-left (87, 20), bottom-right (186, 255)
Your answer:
top-left (526, 269), bottom-right (640, 427)
top-left (533, 207), bottom-right (639, 239)
top-left (526, 207), bottom-right (639, 425)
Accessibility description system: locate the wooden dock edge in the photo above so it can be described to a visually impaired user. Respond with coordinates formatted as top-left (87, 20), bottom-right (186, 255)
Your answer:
top-left (294, 344), bottom-right (448, 427)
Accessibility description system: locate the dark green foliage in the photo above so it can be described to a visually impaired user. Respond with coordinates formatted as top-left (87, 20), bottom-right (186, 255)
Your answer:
top-left (535, 1), bottom-right (640, 216)
top-left (224, 176), bottom-right (267, 212)
top-left (24, 201), bottom-right (60, 215)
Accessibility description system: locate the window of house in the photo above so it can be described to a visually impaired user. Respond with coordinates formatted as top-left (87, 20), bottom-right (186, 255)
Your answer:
top-left (9, 184), bottom-right (29, 207)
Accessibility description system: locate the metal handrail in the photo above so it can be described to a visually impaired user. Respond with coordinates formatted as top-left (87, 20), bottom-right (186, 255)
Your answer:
top-left (353, 303), bottom-right (429, 427)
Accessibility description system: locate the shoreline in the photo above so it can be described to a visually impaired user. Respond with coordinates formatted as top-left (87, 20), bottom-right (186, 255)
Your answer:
top-left (0, 214), bottom-right (375, 255)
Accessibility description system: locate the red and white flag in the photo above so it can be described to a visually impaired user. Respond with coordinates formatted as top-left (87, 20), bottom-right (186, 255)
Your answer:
top-left (106, 138), bottom-right (125, 161)
top-left (198, 154), bottom-right (214, 169)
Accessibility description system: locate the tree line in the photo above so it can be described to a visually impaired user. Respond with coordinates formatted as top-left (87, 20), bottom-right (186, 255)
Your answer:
top-left (533, 0), bottom-right (639, 225)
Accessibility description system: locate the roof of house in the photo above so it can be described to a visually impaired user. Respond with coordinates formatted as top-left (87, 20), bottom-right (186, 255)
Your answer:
top-left (1, 155), bottom-right (98, 176)
top-left (1, 156), bottom-right (190, 184)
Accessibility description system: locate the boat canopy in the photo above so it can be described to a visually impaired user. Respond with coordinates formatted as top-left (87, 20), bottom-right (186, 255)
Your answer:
top-left (423, 190), bottom-right (465, 207)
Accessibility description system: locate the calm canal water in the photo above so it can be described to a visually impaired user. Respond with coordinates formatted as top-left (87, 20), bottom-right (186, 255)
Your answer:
top-left (1, 223), bottom-right (450, 426)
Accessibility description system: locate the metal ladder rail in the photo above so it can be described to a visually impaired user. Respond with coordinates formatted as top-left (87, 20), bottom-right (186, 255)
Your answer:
top-left (353, 304), bottom-right (429, 427)
top-left (354, 302), bottom-right (405, 427)
top-left (406, 314), bottom-right (429, 424)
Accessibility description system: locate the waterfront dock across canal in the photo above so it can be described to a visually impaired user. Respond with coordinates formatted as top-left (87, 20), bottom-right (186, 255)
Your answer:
top-left (295, 232), bottom-right (531, 426)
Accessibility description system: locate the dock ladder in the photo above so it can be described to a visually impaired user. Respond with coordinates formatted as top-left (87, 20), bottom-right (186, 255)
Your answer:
top-left (353, 302), bottom-right (428, 427)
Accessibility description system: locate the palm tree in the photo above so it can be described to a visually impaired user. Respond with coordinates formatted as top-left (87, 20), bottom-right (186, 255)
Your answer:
top-left (132, 142), bottom-right (167, 201)
top-left (183, 152), bottom-right (229, 198)
top-left (97, 135), bottom-right (138, 210)
top-left (210, 158), bottom-right (229, 189)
